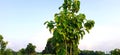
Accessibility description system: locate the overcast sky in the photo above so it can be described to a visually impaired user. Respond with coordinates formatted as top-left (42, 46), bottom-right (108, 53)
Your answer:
top-left (0, 0), bottom-right (120, 52)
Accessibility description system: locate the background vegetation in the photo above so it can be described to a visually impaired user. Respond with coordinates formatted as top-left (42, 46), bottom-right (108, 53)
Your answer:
top-left (0, 35), bottom-right (120, 55)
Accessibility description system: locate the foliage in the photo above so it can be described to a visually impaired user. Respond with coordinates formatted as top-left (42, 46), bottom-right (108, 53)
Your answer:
top-left (0, 35), bottom-right (8, 55)
top-left (18, 48), bottom-right (26, 55)
top-left (4, 48), bottom-right (14, 55)
top-left (44, 0), bottom-right (95, 55)
top-left (110, 48), bottom-right (120, 55)
top-left (79, 50), bottom-right (105, 55)
top-left (95, 51), bottom-right (105, 55)
top-left (25, 43), bottom-right (36, 55)
top-left (42, 38), bottom-right (56, 54)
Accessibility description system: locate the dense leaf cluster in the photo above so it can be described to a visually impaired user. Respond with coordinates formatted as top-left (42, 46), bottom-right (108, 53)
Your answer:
top-left (0, 35), bottom-right (8, 55)
top-left (18, 43), bottom-right (36, 55)
top-left (110, 49), bottom-right (120, 55)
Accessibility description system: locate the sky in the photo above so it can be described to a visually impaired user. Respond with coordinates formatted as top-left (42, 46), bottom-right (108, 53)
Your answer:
top-left (0, 0), bottom-right (120, 52)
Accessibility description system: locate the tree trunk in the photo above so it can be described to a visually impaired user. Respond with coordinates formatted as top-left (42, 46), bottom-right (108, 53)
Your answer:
top-left (65, 40), bottom-right (67, 55)
top-left (70, 43), bottom-right (72, 55)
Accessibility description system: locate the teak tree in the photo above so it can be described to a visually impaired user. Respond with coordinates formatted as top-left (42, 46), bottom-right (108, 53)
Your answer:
top-left (44, 0), bottom-right (95, 55)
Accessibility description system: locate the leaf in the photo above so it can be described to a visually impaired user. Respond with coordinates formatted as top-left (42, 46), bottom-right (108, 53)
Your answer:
top-left (85, 29), bottom-right (90, 33)
top-left (77, 13), bottom-right (86, 22)
top-left (56, 43), bottom-right (59, 47)
top-left (84, 20), bottom-right (95, 30)
top-left (44, 21), bottom-right (55, 32)
top-left (44, 21), bottom-right (48, 25)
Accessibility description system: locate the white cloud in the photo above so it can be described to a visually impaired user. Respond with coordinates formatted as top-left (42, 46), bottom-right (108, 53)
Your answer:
top-left (28, 27), bottom-right (52, 52)
top-left (79, 25), bottom-right (120, 51)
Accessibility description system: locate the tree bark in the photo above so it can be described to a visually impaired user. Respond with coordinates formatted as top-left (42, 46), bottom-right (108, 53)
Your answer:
top-left (70, 43), bottom-right (72, 55)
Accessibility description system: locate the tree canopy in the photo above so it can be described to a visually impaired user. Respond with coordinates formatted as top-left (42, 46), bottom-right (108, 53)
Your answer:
top-left (25, 43), bottom-right (36, 55)
top-left (44, 0), bottom-right (95, 55)
top-left (110, 48), bottom-right (120, 55)
top-left (0, 35), bottom-right (8, 55)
